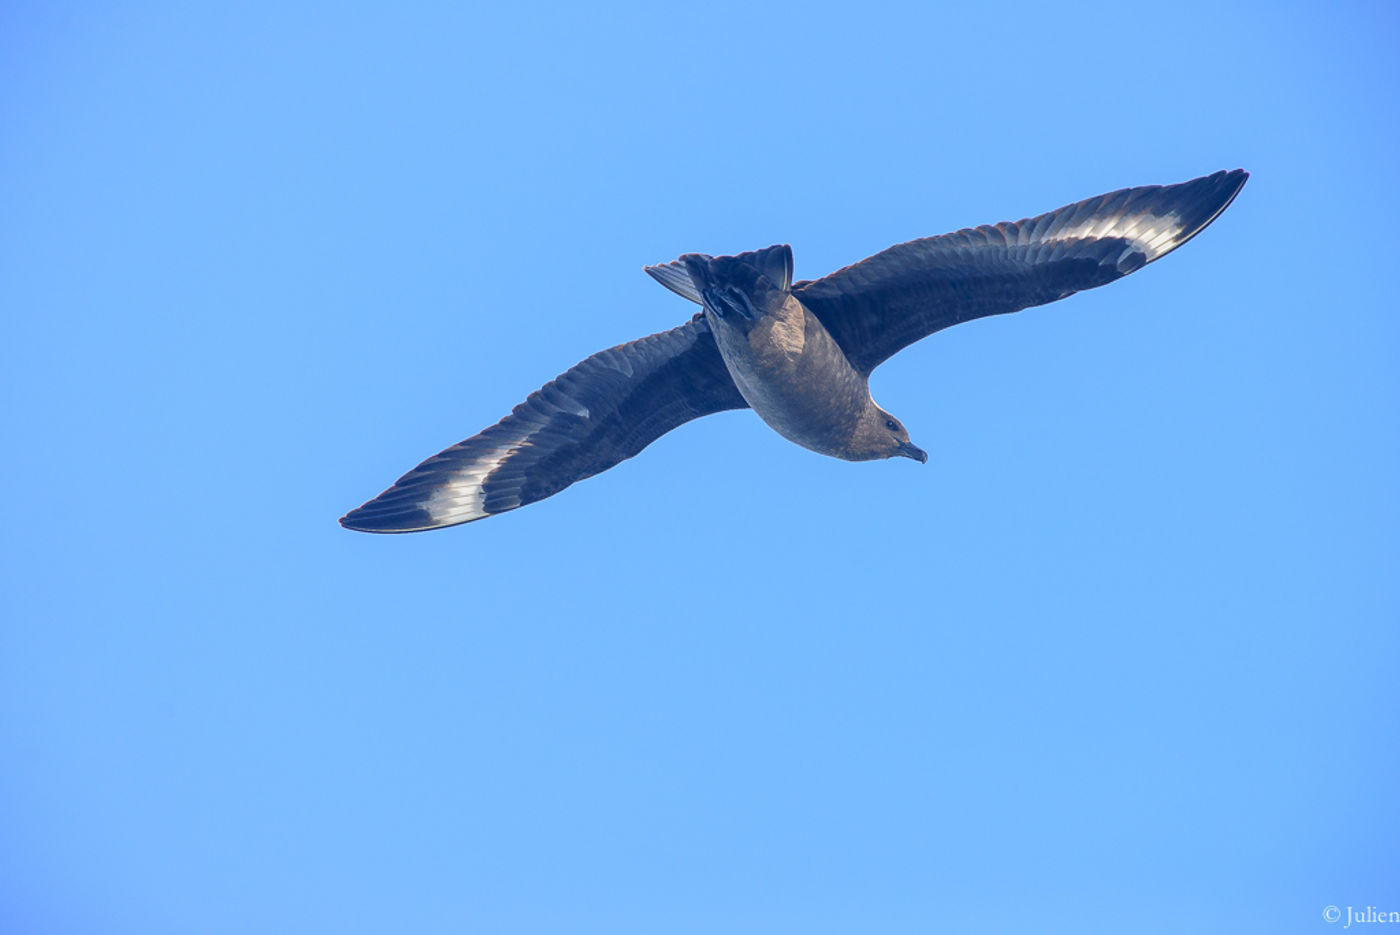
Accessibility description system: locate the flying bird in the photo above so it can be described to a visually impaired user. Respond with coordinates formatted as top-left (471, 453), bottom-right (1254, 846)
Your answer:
top-left (341, 169), bottom-right (1247, 533)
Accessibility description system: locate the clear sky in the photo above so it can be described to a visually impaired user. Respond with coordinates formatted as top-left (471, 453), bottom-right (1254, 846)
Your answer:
top-left (2, 2), bottom-right (1397, 933)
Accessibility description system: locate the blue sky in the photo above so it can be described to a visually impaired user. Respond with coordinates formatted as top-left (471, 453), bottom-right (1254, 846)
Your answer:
top-left (2, 2), bottom-right (1397, 933)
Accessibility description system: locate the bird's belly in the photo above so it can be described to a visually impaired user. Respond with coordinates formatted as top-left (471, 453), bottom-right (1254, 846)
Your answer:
top-left (709, 310), bottom-right (866, 458)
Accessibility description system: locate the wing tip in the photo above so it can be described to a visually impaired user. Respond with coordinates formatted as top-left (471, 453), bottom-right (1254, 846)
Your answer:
top-left (338, 501), bottom-right (462, 534)
top-left (1207, 166), bottom-right (1249, 210)
top-left (1157, 167), bottom-right (1249, 259)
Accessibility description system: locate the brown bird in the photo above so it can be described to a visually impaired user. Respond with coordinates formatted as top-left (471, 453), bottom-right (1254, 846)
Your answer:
top-left (341, 169), bottom-right (1247, 533)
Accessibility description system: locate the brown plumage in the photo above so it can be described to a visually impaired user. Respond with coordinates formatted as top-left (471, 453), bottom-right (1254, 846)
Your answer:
top-left (341, 169), bottom-right (1247, 532)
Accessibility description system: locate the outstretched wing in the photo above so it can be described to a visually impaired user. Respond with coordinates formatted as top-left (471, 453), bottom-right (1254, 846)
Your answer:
top-left (794, 169), bottom-right (1248, 375)
top-left (340, 317), bottom-right (746, 532)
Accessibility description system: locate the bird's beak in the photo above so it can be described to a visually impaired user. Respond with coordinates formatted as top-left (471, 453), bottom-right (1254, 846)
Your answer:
top-left (897, 441), bottom-right (928, 464)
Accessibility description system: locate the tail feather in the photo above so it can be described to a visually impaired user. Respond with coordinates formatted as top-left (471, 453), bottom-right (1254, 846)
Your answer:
top-left (644, 257), bottom-right (705, 304)
top-left (645, 244), bottom-right (793, 309)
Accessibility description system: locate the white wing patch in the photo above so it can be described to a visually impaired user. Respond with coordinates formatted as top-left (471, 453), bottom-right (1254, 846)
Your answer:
top-left (420, 445), bottom-right (518, 524)
top-left (1049, 208), bottom-right (1185, 262)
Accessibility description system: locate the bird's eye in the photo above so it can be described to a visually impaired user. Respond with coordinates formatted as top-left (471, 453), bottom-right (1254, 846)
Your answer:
top-left (885, 419), bottom-right (899, 432)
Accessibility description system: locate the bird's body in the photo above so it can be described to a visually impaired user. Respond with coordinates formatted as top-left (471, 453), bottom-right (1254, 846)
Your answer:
top-left (341, 169), bottom-right (1248, 533)
top-left (680, 247), bottom-right (909, 462)
top-left (712, 295), bottom-right (852, 454)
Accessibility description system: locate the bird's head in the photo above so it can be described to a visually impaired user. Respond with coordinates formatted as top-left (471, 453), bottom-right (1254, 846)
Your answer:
top-left (850, 404), bottom-right (927, 464)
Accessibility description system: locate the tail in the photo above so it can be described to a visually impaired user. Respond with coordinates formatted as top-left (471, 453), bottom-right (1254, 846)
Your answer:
top-left (645, 244), bottom-right (793, 315)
